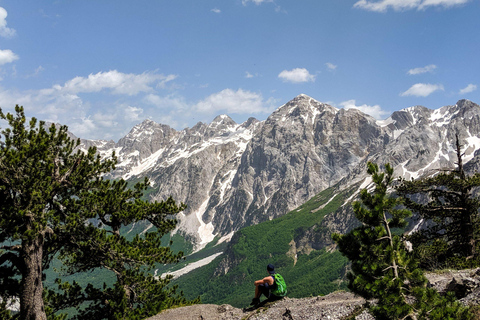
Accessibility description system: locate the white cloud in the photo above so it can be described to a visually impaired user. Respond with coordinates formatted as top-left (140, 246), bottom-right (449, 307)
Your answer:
top-left (242, 0), bottom-right (274, 5)
top-left (0, 89), bottom-right (33, 110)
top-left (418, 0), bottom-right (471, 9)
top-left (195, 88), bottom-right (272, 114)
top-left (34, 65), bottom-right (45, 74)
top-left (92, 111), bottom-right (119, 128)
top-left (354, 0), bottom-right (422, 11)
top-left (407, 64), bottom-right (437, 75)
top-left (144, 93), bottom-right (189, 112)
top-left (68, 117), bottom-right (97, 138)
top-left (124, 105), bottom-right (144, 122)
top-left (0, 7), bottom-right (16, 38)
top-left (0, 49), bottom-right (19, 65)
top-left (25, 66), bottom-right (45, 78)
top-left (211, 8), bottom-right (221, 13)
top-left (60, 70), bottom-right (177, 95)
top-left (459, 84), bottom-right (477, 94)
top-left (156, 74), bottom-right (178, 89)
top-left (278, 68), bottom-right (315, 83)
top-left (353, 0), bottom-right (470, 12)
top-left (0, 72), bottom-right (275, 141)
top-left (69, 104), bottom-right (146, 140)
top-left (145, 90), bottom-right (274, 129)
top-left (339, 100), bottom-right (389, 119)
top-left (326, 63), bottom-right (337, 71)
top-left (0, 70), bottom-right (180, 140)
top-left (400, 83), bottom-right (444, 97)
top-left (155, 114), bottom-right (183, 129)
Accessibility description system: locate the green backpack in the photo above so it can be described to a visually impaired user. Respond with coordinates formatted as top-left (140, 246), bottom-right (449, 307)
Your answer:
top-left (271, 273), bottom-right (287, 297)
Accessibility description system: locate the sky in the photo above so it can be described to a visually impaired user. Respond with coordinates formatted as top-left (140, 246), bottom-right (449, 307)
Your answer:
top-left (0, 0), bottom-right (479, 141)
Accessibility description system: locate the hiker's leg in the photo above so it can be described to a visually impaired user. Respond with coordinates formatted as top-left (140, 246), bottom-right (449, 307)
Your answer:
top-left (254, 284), bottom-right (261, 298)
top-left (258, 285), bottom-right (270, 299)
top-left (251, 284), bottom-right (263, 305)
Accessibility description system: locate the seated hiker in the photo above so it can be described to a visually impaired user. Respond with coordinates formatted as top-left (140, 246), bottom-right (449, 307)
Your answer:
top-left (251, 263), bottom-right (286, 306)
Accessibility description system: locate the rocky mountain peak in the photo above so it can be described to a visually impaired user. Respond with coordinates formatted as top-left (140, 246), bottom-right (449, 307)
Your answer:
top-left (456, 99), bottom-right (476, 108)
top-left (205, 115), bottom-right (238, 137)
top-left (141, 118), bottom-right (156, 125)
top-left (210, 114), bottom-right (236, 126)
top-left (240, 117), bottom-right (260, 129)
top-left (267, 95), bottom-right (338, 127)
top-left (120, 119), bottom-right (172, 142)
top-left (117, 119), bottom-right (176, 153)
top-left (402, 105), bottom-right (432, 125)
top-left (129, 118), bottom-right (157, 133)
top-left (449, 99), bottom-right (479, 119)
top-left (292, 93), bottom-right (314, 102)
top-left (288, 94), bottom-right (334, 109)
top-left (188, 121), bottom-right (207, 133)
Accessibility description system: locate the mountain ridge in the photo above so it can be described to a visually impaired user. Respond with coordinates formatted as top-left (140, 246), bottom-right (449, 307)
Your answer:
top-left (78, 95), bottom-right (480, 249)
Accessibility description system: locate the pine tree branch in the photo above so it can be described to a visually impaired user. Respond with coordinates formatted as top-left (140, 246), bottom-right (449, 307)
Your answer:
top-left (0, 251), bottom-right (23, 271)
top-left (421, 206), bottom-right (467, 213)
top-left (41, 226), bottom-right (53, 237)
top-left (382, 265), bottom-right (396, 273)
top-left (0, 244), bottom-right (22, 252)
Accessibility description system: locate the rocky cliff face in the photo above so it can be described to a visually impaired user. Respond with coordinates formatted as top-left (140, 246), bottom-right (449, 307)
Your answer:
top-left (211, 95), bottom-right (389, 236)
top-left (80, 95), bottom-right (480, 248)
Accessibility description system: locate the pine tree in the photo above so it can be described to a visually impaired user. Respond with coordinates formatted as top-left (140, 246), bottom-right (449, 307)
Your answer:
top-left (0, 106), bottom-right (195, 319)
top-left (333, 162), bottom-right (470, 319)
top-left (397, 134), bottom-right (480, 268)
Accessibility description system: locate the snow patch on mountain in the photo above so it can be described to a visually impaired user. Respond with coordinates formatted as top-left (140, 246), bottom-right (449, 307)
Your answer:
top-left (158, 252), bottom-right (224, 280)
top-left (160, 147), bottom-right (191, 167)
top-left (430, 105), bottom-right (458, 127)
top-left (140, 223), bottom-right (154, 235)
top-left (465, 133), bottom-right (480, 163)
top-left (343, 176), bottom-right (372, 206)
top-left (392, 129), bottom-right (405, 139)
top-left (217, 231), bottom-right (235, 245)
top-left (376, 117), bottom-right (395, 127)
top-left (219, 170), bottom-right (237, 203)
top-left (123, 148), bottom-right (165, 180)
top-left (195, 197), bottom-right (216, 251)
top-left (408, 218), bottom-right (424, 235)
top-left (397, 159), bottom-right (422, 180)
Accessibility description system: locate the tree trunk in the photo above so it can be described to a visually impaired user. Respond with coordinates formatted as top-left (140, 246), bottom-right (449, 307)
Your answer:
top-left (383, 212), bottom-right (399, 279)
top-left (20, 235), bottom-right (47, 320)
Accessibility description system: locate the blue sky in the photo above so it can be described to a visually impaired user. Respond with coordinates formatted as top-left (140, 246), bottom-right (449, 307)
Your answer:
top-left (0, 0), bottom-right (478, 141)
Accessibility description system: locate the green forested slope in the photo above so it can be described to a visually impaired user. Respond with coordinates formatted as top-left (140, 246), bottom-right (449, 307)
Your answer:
top-left (173, 184), bottom-right (359, 308)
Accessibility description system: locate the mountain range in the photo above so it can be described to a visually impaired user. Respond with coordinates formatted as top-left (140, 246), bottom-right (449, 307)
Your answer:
top-left (77, 94), bottom-right (480, 251)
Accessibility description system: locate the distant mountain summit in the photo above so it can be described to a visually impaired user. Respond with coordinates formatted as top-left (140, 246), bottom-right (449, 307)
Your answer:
top-left (81, 95), bottom-right (480, 249)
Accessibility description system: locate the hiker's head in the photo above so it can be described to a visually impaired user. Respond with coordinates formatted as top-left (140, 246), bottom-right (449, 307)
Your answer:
top-left (267, 264), bottom-right (275, 274)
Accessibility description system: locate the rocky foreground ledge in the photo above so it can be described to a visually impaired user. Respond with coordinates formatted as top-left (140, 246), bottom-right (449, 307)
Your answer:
top-left (146, 291), bottom-right (373, 320)
top-left (147, 269), bottom-right (480, 320)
